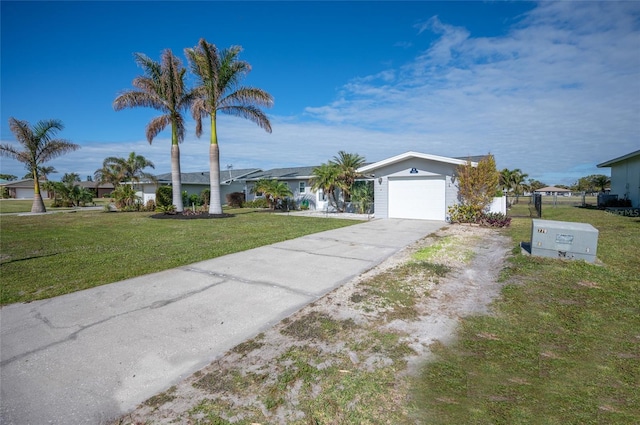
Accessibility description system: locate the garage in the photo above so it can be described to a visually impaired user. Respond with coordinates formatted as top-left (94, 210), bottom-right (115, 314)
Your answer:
top-left (358, 151), bottom-right (478, 221)
top-left (388, 177), bottom-right (446, 220)
top-left (15, 188), bottom-right (35, 199)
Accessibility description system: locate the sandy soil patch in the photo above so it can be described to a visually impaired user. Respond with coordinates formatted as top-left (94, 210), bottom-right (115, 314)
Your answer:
top-left (114, 224), bottom-right (511, 424)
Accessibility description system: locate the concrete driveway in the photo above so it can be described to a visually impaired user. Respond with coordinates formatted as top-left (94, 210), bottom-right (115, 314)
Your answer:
top-left (0, 218), bottom-right (444, 424)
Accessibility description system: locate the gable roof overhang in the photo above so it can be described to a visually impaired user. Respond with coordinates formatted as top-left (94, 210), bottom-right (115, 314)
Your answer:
top-left (597, 149), bottom-right (640, 168)
top-left (358, 151), bottom-right (477, 174)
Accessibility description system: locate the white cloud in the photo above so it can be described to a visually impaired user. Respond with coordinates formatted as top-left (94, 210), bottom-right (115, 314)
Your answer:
top-left (2, 2), bottom-right (638, 187)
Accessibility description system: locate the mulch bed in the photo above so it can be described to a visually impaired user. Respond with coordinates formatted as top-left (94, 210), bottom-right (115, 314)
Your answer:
top-left (150, 212), bottom-right (235, 220)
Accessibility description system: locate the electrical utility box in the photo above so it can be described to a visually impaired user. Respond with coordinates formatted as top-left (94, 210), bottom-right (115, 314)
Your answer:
top-left (530, 219), bottom-right (599, 263)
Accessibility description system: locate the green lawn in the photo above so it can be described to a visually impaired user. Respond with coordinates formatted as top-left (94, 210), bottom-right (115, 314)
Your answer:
top-left (0, 198), bottom-right (110, 214)
top-left (0, 209), bottom-right (358, 305)
top-left (413, 206), bottom-right (640, 424)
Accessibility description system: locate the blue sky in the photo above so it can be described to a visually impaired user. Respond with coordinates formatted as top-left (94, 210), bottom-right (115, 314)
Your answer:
top-left (1, 1), bottom-right (639, 185)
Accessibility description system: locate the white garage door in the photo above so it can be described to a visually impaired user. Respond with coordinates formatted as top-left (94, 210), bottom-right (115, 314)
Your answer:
top-left (15, 188), bottom-right (35, 199)
top-left (388, 177), bottom-right (446, 220)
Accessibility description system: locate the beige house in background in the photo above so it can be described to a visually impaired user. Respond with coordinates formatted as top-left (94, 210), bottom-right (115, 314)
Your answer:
top-left (597, 149), bottom-right (640, 208)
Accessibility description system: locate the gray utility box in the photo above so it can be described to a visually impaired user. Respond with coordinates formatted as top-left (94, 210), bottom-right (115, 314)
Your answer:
top-left (531, 219), bottom-right (598, 263)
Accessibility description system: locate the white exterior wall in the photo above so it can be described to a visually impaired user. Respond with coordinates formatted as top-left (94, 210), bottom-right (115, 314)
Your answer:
top-left (610, 155), bottom-right (640, 208)
top-left (373, 177), bottom-right (389, 218)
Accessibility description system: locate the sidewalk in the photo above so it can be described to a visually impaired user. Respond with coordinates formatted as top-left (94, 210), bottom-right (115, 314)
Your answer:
top-left (0, 218), bottom-right (444, 424)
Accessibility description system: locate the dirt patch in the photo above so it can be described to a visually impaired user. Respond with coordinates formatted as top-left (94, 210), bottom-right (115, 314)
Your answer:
top-left (114, 224), bottom-right (511, 424)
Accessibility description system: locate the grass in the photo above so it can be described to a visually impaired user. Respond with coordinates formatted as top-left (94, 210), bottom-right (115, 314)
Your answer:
top-left (412, 206), bottom-right (640, 424)
top-left (0, 198), bottom-right (110, 214)
top-left (0, 208), bottom-right (357, 305)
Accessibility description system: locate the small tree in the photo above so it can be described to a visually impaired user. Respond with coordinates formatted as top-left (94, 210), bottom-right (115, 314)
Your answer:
top-left (455, 154), bottom-right (499, 216)
top-left (1, 118), bottom-right (79, 213)
top-left (251, 179), bottom-right (293, 210)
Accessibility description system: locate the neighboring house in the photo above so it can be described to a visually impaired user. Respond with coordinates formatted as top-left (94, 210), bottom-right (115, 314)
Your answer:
top-left (139, 169), bottom-right (262, 205)
top-left (597, 149), bottom-right (640, 208)
top-left (242, 166), bottom-right (326, 210)
top-left (0, 179), bottom-right (50, 199)
top-left (358, 151), bottom-right (481, 221)
top-left (77, 181), bottom-right (114, 198)
top-left (534, 186), bottom-right (572, 196)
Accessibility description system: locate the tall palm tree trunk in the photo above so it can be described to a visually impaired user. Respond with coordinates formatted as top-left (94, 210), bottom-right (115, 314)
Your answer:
top-left (171, 144), bottom-right (183, 212)
top-left (209, 116), bottom-right (222, 215)
top-left (31, 170), bottom-right (46, 213)
top-left (169, 121), bottom-right (184, 212)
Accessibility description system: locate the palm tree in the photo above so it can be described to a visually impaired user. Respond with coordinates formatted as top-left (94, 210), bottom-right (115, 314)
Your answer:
top-left (251, 179), bottom-right (293, 210)
top-left (96, 152), bottom-right (156, 189)
top-left (499, 168), bottom-right (514, 194)
top-left (311, 163), bottom-right (341, 211)
top-left (23, 165), bottom-right (57, 181)
top-left (113, 49), bottom-right (193, 212)
top-left (591, 174), bottom-right (610, 192)
top-left (330, 151), bottom-right (365, 203)
top-left (0, 118), bottom-right (79, 213)
top-left (185, 38), bottom-right (274, 215)
top-left (511, 169), bottom-right (529, 196)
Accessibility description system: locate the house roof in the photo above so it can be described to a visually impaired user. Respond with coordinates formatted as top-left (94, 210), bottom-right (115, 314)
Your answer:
top-left (358, 151), bottom-right (478, 173)
top-left (243, 166), bottom-right (319, 181)
top-left (0, 178), bottom-right (41, 188)
top-left (77, 181), bottom-right (114, 189)
top-left (535, 186), bottom-right (571, 193)
top-left (597, 149), bottom-right (640, 168)
top-left (154, 169), bottom-right (262, 185)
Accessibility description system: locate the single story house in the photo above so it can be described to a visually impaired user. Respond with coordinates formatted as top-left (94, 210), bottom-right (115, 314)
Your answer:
top-left (137, 151), bottom-right (499, 220)
top-left (597, 149), bottom-right (640, 208)
top-left (358, 151), bottom-right (482, 221)
top-left (242, 166), bottom-right (327, 210)
top-left (138, 168), bottom-right (262, 205)
top-left (534, 186), bottom-right (572, 196)
top-left (77, 181), bottom-right (114, 198)
top-left (0, 179), bottom-right (50, 199)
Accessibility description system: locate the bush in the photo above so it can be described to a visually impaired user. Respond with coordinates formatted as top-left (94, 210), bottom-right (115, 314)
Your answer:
top-left (145, 199), bottom-right (156, 212)
top-left (478, 212), bottom-right (511, 227)
top-left (448, 205), bottom-right (511, 227)
top-left (188, 193), bottom-right (201, 207)
top-left (605, 198), bottom-right (632, 208)
top-left (243, 198), bottom-right (269, 209)
top-left (155, 204), bottom-right (176, 214)
top-left (226, 192), bottom-right (245, 208)
top-left (156, 186), bottom-right (173, 208)
top-left (200, 189), bottom-right (210, 206)
top-left (448, 204), bottom-right (482, 223)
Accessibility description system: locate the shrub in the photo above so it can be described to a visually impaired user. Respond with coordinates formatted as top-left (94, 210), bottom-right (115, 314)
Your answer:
top-left (188, 193), bottom-right (201, 207)
top-left (448, 205), bottom-right (511, 227)
top-left (155, 204), bottom-right (176, 214)
top-left (145, 199), bottom-right (156, 212)
top-left (605, 198), bottom-right (632, 208)
top-left (243, 198), bottom-right (269, 209)
top-left (226, 192), bottom-right (245, 208)
top-left (448, 204), bottom-right (481, 223)
top-left (200, 189), bottom-right (210, 206)
top-left (478, 212), bottom-right (511, 227)
top-left (156, 186), bottom-right (173, 208)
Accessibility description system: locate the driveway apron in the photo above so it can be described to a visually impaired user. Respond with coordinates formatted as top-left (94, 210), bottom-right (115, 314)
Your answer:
top-left (0, 218), bottom-right (444, 424)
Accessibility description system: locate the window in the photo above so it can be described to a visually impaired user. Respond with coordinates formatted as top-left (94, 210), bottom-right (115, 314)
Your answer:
top-left (299, 181), bottom-right (306, 194)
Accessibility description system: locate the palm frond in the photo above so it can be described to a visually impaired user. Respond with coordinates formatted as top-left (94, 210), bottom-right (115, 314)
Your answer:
top-left (219, 105), bottom-right (272, 133)
top-left (146, 115), bottom-right (172, 144)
